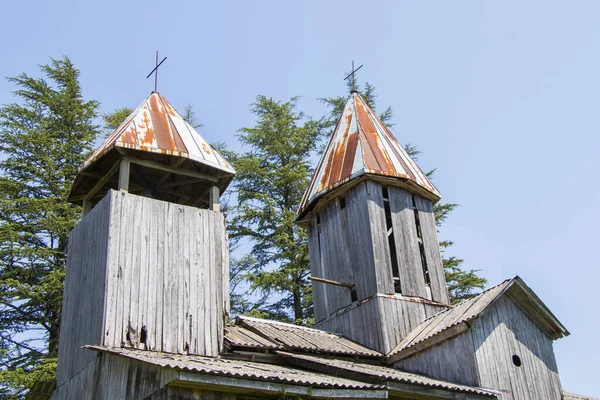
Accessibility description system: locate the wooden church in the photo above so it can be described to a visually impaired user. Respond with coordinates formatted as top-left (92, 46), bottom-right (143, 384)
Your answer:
top-left (32, 88), bottom-right (593, 399)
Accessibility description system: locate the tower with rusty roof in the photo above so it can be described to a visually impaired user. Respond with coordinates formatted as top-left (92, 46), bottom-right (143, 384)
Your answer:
top-left (296, 91), bottom-right (451, 354)
top-left (54, 92), bottom-right (235, 398)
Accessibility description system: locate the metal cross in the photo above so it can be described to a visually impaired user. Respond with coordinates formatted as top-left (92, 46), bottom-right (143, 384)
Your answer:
top-left (343, 61), bottom-right (363, 92)
top-left (146, 51), bottom-right (168, 92)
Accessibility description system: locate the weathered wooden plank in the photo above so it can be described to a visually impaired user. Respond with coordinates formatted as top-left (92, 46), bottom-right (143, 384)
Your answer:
top-left (365, 181), bottom-right (395, 295)
top-left (308, 215), bottom-right (327, 322)
top-left (118, 158), bottom-right (131, 192)
top-left (346, 182), bottom-right (378, 299)
top-left (394, 329), bottom-right (479, 387)
top-left (56, 194), bottom-right (111, 385)
top-left (471, 296), bottom-right (563, 400)
top-left (414, 196), bottom-right (450, 304)
top-left (58, 191), bottom-right (228, 393)
top-left (388, 186), bottom-right (428, 298)
top-left (319, 200), bottom-right (352, 313)
top-left (124, 156), bottom-right (218, 182)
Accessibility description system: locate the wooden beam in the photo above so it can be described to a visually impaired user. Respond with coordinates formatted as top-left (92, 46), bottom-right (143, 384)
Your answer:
top-left (159, 187), bottom-right (191, 202)
top-left (160, 177), bottom-right (204, 188)
top-left (71, 160), bottom-right (121, 202)
top-left (174, 372), bottom-right (387, 399)
top-left (118, 159), bottom-right (130, 192)
top-left (310, 276), bottom-right (355, 289)
top-left (81, 200), bottom-right (92, 217)
top-left (209, 186), bottom-right (220, 212)
top-left (155, 158), bottom-right (186, 187)
top-left (123, 156), bottom-right (218, 183)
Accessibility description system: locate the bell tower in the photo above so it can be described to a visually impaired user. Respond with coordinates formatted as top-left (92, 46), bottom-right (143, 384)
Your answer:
top-left (296, 91), bottom-right (449, 354)
top-left (55, 92), bottom-right (235, 396)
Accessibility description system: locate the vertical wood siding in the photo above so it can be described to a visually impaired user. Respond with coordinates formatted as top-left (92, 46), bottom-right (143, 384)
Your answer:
top-left (471, 296), bottom-right (563, 400)
top-left (103, 191), bottom-right (227, 356)
top-left (394, 332), bottom-right (480, 387)
top-left (387, 186), bottom-right (428, 299)
top-left (345, 181), bottom-right (380, 299)
top-left (56, 195), bottom-right (111, 386)
top-left (364, 181), bottom-right (395, 296)
top-left (316, 296), bottom-right (447, 354)
top-left (56, 190), bottom-right (229, 388)
top-left (308, 214), bottom-right (327, 322)
top-left (319, 199), bottom-right (353, 313)
top-left (413, 196), bottom-right (450, 304)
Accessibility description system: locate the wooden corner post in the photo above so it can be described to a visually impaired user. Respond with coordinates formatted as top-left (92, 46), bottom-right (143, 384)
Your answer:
top-left (118, 159), bottom-right (130, 193)
top-left (209, 186), bottom-right (220, 212)
top-left (81, 200), bottom-right (92, 217)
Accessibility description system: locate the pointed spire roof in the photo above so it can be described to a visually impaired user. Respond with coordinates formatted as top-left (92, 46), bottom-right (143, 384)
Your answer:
top-left (82, 91), bottom-right (234, 175)
top-left (69, 92), bottom-right (235, 205)
top-left (296, 92), bottom-right (439, 221)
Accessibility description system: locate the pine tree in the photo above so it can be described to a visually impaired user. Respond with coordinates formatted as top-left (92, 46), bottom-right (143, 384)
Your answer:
top-left (0, 57), bottom-right (99, 398)
top-left (228, 96), bottom-right (322, 324)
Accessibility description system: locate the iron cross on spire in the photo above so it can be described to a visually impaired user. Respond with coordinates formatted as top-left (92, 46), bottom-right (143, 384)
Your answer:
top-left (146, 51), bottom-right (168, 92)
top-left (343, 61), bottom-right (363, 93)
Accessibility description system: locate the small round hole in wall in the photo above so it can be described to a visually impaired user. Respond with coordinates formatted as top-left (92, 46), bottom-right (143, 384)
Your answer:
top-left (512, 355), bottom-right (522, 367)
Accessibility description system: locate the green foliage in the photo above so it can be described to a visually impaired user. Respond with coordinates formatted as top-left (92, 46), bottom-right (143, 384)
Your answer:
top-left (228, 96), bottom-right (322, 324)
top-left (181, 103), bottom-right (203, 130)
top-left (102, 106), bottom-right (133, 133)
top-left (0, 57), bottom-right (99, 397)
top-left (320, 80), bottom-right (394, 133)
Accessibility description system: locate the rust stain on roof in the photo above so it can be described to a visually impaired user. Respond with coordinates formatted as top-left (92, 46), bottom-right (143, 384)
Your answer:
top-left (296, 92), bottom-right (440, 221)
top-left (78, 92), bottom-right (235, 176)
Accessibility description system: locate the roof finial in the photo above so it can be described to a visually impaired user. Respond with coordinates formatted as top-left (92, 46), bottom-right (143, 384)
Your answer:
top-left (146, 51), bottom-right (168, 92)
top-left (344, 61), bottom-right (363, 93)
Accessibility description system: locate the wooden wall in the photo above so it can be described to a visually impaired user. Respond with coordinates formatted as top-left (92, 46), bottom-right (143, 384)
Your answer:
top-left (308, 180), bottom-right (450, 325)
top-left (52, 352), bottom-right (233, 400)
top-left (316, 296), bottom-right (447, 354)
top-left (56, 196), bottom-right (111, 386)
top-left (392, 295), bottom-right (563, 400)
top-left (413, 195), bottom-right (449, 304)
top-left (346, 181), bottom-right (395, 300)
top-left (394, 332), bottom-right (479, 387)
top-left (56, 190), bottom-right (229, 387)
top-left (471, 296), bottom-right (563, 400)
top-left (309, 198), bottom-right (354, 322)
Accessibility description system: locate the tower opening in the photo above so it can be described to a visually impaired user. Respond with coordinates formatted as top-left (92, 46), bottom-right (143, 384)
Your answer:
top-left (382, 186), bottom-right (402, 293)
top-left (412, 195), bottom-right (432, 291)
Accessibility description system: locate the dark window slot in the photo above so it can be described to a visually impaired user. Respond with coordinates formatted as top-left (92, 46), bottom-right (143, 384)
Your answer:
top-left (383, 187), bottom-right (402, 293)
top-left (412, 195), bottom-right (431, 286)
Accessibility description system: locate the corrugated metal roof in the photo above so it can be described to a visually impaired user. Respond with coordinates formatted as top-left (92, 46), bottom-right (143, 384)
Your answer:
top-left (81, 92), bottom-right (235, 175)
top-left (224, 325), bottom-right (281, 349)
top-left (84, 345), bottom-right (381, 390)
top-left (277, 351), bottom-right (498, 397)
top-left (236, 316), bottom-right (382, 358)
top-left (296, 92), bottom-right (439, 221)
top-left (389, 277), bottom-right (569, 360)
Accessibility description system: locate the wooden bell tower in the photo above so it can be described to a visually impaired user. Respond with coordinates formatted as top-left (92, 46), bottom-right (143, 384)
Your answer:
top-left (55, 92), bottom-right (235, 395)
top-left (296, 92), bottom-right (450, 354)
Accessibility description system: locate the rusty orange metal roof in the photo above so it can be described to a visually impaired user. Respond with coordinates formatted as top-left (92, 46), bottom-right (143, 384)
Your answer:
top-left (80, 91), bottom-right (234, 175)
top-left (296, 92), bottom-right (439, 221)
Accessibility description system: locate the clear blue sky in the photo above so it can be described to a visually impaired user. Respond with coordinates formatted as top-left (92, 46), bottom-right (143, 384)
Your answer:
top-left (2, 0), bottom-right (598, 396)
